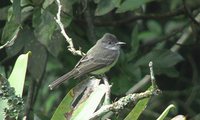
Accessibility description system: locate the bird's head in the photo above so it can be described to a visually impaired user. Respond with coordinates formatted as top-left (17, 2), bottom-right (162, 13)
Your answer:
top-left (97, 33), bottom-right (125, 50)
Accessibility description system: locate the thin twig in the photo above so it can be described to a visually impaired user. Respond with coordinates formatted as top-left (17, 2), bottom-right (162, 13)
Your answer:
top-left (149, 61), bottom-right (157, 90)
top-left (54, 0), bottom-right (84, 56)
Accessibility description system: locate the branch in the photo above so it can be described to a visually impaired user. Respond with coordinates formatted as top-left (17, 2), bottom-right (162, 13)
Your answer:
top-left (89, 61), bottom-right (160, 119)
top-left (75, 5), bottom-right (200, 26)
top-left (54, 0), bottom-right (84, 56)
top-left (171, 12), bottom-right (200, 52)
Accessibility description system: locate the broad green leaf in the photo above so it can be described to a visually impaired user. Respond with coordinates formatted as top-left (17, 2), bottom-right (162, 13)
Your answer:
top-left (13, 0), bottom-right (21, 24)
top-left (158, 67), bottom-right (179, 78)
top-left (71, 84), bottom-right (107, 120)
top-left (32, 0), bottom-right (43, 6)
top-left (61, 0), bottom-right (79, 13)
top-left (116, 0), bottom-right (153, 13)
top-left (124, 87), bottom-right (151, 120)
top-left (0, 6), bottom-right (10, 20)
top-left (94, 0), bottom-right (101, 3)
top-left (43, 0), bottom-right (54, 9)
top-left (95, 0), bottom-right (115, 16)
top-left (112, 0), bottom-right (122, 7)
top-left (47, 31), bottom-right (64, 57)
top-left (134, 49), bottom-right (183, 77)
top-left (170, 0), bottom-right (182, 10)
top-left (111, 73), bottom-right (138, 95)
top-left (51, 78), bottom-right (101, 120)
top-left (126, 25), bottom-right (140, 61)
top-left (51, 90), bottom-right (74, 120)
top-left (1, 19), bottom-right (20, 45)
top-left (6, 27), bottom-right (30, 58)
top-left (34, 10), bottom-right (56, 46)
top-left (24, 33), bottom-right (47, 81)
top-left (157, 104), bottom-right (176, 120)
top-left (147, 20), bottom-right (162, 35)
top-left (164, 21), bottom-right (184, 34)
top-left (138, 31), bottom-right (158, 42)
top-left (131, 24), bottom-right (139, 49)
top-left (8, 51), bottom-right (31, 97)
top-left (21, 0), bottom-right (32, 6)
top-left (71, 77), bottom-right (101, 109)
top-left (125, 98), bottom-right (150, 120)
top-left (135, 49), bottom-right (184, 68)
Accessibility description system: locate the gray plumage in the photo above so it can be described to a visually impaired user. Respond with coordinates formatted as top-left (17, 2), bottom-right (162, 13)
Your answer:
top-left (48, 33), bottom-right (125, 90)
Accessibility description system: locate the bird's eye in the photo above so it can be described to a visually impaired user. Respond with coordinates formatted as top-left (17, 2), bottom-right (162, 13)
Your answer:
top-left (108, 41), bottom-right (112, 44)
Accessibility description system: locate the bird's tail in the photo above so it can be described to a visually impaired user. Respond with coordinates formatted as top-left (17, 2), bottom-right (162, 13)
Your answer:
top-left (48, 70), bottom-right (77, 90)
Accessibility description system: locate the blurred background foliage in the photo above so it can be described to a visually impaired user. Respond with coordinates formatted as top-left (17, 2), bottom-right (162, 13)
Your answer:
top-left (0, 0), bottom-right (200, 119)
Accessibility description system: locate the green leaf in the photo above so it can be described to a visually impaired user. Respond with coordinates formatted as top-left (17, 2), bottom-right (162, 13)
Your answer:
top-left (170, 0), bottom-right (182, 10)
top-left (95, 0), bottom-right (115, 16)
top-left (124, 87), bottom-right (151, 120)
top-left (21, 0), bottom-right (32, 6)
top-left (0, 6), bottom-right (10, 20)
top-left (51, 90), bottom-right (74, 120)
top-left (1, 19), bottom-right (20, 45)
top-left (13, 0), bottom-right (21, 24)
top-left (111, 74), bottom-right (137, 95)
top-left (112, 0), bottom-right (122, 7)
top-left (6, 27), bottom-right (30, 58)
top-left (8, 51), bottom-right (31, 97)
top-left (24, 33), bottom-right (47, 80)
top-left (135, 49), bottom-right (184, 68)
top-left (126, 25), bottom-right (140, 61)
top-left (60, 0), bottom-right (79, 13)
top-left (157, 104), bottom-right (176, 120)
top-left (34, 10), bottom-right (57, 46)
top-left (147, 20), bottom-right (162, 35)
top-left (43, 0), bottom-right (54, 9)
top-left (51, 84), bottom-right (106, 120)
top-left (158, 67), bottom-right (179, 78)
top-left (47, 31), bottom-right (64, 57)
top-left (134, 49), bottom-right (183, 77)
top-left (138, 31), bottom-right (158, 42)
top-left (71, 84), bottom-right (107, 120)
top-left (164, 21), bottom-right (184, 34)
top-left (116, 0), bottom-right (153, 13)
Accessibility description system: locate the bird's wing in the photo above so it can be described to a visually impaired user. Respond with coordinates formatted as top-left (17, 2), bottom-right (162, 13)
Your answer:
top-left (74, 55), bottom-right (115, 78)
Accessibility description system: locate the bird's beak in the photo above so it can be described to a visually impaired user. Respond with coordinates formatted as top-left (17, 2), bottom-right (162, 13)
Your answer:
top-left (116, 42), bottom-right (126, 45)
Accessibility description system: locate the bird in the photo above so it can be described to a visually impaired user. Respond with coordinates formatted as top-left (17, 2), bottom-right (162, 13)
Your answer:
top-left (48, 33), bottom-right (125, 90)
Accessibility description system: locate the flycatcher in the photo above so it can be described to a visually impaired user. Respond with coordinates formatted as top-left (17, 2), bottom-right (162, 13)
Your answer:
top-left (48, 33), bottom-right (125, 90)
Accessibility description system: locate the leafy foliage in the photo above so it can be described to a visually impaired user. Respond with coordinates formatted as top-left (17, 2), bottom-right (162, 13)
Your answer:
top-left (0, 0), bottom-right (200, 119)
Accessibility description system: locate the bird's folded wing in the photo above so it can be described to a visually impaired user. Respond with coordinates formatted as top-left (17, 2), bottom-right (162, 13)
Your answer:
top-left (74, 57), bottom-right (114, 78)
